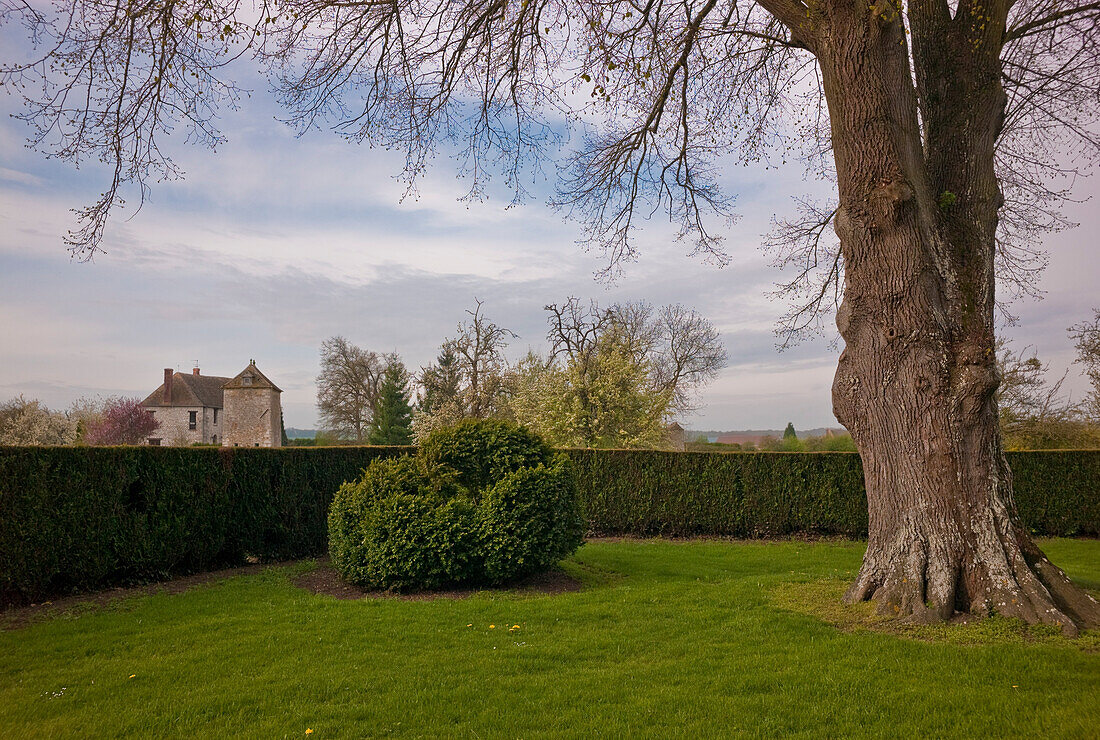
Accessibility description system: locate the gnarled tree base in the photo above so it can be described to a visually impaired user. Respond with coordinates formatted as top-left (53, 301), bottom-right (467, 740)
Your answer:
top-left (844, 512), bottom-right (1100, 636)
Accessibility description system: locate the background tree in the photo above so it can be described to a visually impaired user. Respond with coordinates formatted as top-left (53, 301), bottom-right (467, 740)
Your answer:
top-left (1069, 309), bottom-right (1100, 423)
top-left (414, 300), bottom-right (515, 439)
top-left (5, 0), bottom-right (1100, 629)
top-left (509, 337), bottom-right (673, 449)
top-left (316, 336), bottom-right (384, 442)
top-left (418, 344), bottom-right (463, 417)
top-left (0, 397), bottom-right (78, 446)
top-left (84, 397), bottom-right (160, 445)
top-left (546, 298), bottom-right (726, 416)
top-left (368, 360), bottom-right (415, 445)
top-left (995, 340), bottom-right (1099, 450)
top-left (451, 299), bottom-right (515, 420)
top-left (313, 430), bottom-right (345, 446)
top-left (66, 396), bottom-right (106, 444)
top-left (280, 411), bottom-right (289, 446)
top-left (802, 432), bottom-right (858, 452)
top-left (783, 423), bottom-right (797, 441)
top-left (414, 343), bottom-right (467, 439)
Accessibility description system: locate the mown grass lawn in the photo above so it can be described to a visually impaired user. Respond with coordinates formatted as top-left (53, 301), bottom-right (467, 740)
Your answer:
top-left (2, 539), bottom-right (1098, 738)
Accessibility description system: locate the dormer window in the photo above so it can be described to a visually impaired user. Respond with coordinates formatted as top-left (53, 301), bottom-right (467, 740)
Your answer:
top-left (242, 374), bottom-right (253, 386)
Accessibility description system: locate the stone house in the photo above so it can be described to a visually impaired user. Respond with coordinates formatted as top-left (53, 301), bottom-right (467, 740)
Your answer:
top-left (140, 361), bottom-right (282, 447)
top-left (666, 422), bottom-right (686, 451)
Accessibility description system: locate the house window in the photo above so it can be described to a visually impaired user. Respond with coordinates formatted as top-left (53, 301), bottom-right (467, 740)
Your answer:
top-left (189, 411), bottom-right (198, 430)
top-left (213, 408), bottom-right (219, 425)
top-left (242, 374), bottom-right (253, 386)
top-left (148, 438), bottom-right (161, 446)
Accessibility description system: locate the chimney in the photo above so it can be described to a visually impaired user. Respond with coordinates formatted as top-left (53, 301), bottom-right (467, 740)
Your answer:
top-left (193, 367), bottom-right (200, 376)
top-left (164, 368), bottom-right (174, 403)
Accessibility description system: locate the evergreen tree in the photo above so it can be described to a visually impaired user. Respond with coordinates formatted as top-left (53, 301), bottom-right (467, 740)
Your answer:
top-left (280, 411), bottom-right (289, 446)
top-left (368, 360), bottom-right (414, 445)
top-left (783, 423), bottom-right (797, 440)
top-left (419, 344), bottom-right (462, 415)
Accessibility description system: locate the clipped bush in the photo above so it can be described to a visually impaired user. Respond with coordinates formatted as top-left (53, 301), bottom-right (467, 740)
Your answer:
top-left (328, 420), bottom-right (583, 591)
top-left (418, 418), bottom-right (553, 493)
top-left (328, 457), bottom-right (484, 590)
top-left (480, 459), bottom-right (586, 583)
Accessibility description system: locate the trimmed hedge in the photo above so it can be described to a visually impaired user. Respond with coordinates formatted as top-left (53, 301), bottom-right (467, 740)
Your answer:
top-left (571, 450), bottom-right (869, 538)
top-left (1, 446), bottom-right (1097, 604)
top-left (0, 445), bottom-right (408, 605)
top-left (571, 450), bottom-right (1100, 539)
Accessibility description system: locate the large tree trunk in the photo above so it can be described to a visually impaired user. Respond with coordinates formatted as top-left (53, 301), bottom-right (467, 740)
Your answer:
top-left (816, 1), bottom-right (1099, 634)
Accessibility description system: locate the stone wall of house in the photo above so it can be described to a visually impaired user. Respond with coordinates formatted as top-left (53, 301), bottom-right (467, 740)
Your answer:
top-left (147, 406), bottom-right (221, 446)
top-left (222, 388), bottom-right (281, 447)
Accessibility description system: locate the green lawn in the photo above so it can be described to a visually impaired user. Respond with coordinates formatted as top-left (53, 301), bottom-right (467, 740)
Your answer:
top-left (2, 539), bottom-right (1098, 738)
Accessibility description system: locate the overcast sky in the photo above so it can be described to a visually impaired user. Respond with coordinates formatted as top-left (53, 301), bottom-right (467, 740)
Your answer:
top-left (1, 67), bottom-right (1097, 431)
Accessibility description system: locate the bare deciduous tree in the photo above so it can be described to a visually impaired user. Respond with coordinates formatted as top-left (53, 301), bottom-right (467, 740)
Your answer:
top-left (5, 0), bottom-right (1100, 630)
top-left (316, 336), bottom-right (384, 442)
top-left (995, 341), bottom-right (1097, 449)
top-left (415, 299), bottom-right (516, 438)
top-left (1069, 309), bottom-right (1100, 421)
top-left (451, 299), bottom-right (516, 420)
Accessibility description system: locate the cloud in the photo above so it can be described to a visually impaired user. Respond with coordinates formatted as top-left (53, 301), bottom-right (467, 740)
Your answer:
top-left (0, 167), bottom-right (44, 187)
top-left (1, 67), bottom-right (1097, 431)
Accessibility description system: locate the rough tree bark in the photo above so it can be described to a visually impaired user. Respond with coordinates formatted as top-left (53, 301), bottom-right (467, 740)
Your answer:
top-left (813, 0), bottom-right (1100, 634)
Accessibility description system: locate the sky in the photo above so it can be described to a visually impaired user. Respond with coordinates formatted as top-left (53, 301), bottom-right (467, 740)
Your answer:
top-left (1, 68), bottom-right (1098, 432)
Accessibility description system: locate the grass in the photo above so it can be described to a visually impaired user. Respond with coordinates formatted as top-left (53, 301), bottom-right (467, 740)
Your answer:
top-left (1, 538), bottom-right (1098, 738)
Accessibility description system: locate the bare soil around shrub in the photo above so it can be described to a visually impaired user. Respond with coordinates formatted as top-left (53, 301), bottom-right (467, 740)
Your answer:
top-left (292, 560), bottom-right (583, 601)
top-left (2, 558), bottom-right (584, 630)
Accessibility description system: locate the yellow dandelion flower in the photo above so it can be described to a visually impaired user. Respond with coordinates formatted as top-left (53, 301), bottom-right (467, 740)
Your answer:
top-left (306, 729), bottom-right (314, 735)
top-left (129, 674), bottom-right (136, 679)
top-left (489, 624), bottom-right (495, 629)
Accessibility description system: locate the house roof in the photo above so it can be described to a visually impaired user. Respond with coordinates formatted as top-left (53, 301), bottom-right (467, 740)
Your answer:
top-left (222, 362), bottom-right (282, 393)
top-left (142, 372), bottom-right (233, 409)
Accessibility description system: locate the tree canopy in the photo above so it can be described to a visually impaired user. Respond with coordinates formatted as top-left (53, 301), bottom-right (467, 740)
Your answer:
top-left (3, 0), bottom-right (1096, 299)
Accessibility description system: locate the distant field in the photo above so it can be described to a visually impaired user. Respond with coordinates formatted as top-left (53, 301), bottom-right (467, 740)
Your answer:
top-left (2, 539), bottom-right (1098, 738)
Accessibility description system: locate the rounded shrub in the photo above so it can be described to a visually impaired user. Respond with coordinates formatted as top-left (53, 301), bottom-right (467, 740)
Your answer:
top-left (417, 418), bottom-right (553, 495)
top-left (328, 420), bottom-right (584, 591)
top-left (479, 458), bottom-right (586, 584)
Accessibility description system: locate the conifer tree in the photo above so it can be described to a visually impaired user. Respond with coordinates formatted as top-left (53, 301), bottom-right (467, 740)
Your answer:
top-left (368, 360), bottom-right (415, 446)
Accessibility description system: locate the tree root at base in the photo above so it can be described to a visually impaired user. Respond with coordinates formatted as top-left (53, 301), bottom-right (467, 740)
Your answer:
top-left (844, 527), bottom-right (1100, 637)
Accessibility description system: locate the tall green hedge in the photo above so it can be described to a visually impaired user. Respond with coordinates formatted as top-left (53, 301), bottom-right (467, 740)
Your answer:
top-left (1, 446), bottom-right (1097, 604)
top-left (569, 450), bottom-right (870, 537)
top-left (0, 446), bottom-right (409, 605)
top-left (570, 450), bottom-right (1100, 539)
